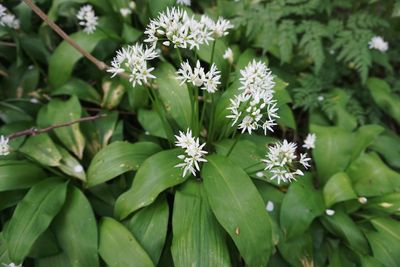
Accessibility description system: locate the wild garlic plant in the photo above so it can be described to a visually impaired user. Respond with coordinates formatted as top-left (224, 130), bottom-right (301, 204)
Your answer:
top-left (106, 6), bottom-right (314, 181)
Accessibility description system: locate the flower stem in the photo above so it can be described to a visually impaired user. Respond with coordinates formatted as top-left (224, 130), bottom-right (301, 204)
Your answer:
top-left (226, 133), bottom-right (240, 157)
top-left (199, 92), bottom-right (208, 133)
top-left (210, 40), bottom-right (217, 63)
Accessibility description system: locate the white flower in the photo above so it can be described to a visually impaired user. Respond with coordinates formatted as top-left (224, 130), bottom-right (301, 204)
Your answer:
top-left (0, 135), bottom-right (10, 156)
top-left (303, 133), bottom-right (316, 150)
top-left (176, 60), bottom-right (221, 93)
top-left (120, 8), bottom-right (132, 17)
top-left (368, 36), bottom-right (388, 52)
top-left (0, 14), bottom-right (20, 29)
top-left (358, 197), bottom-right (368, 204)
top-left (107, 43), bottom-right (158, 86)
top-left (0, 4), bottom-right (6, 17)
top-left (262, 140), bottom-right (310, 184)
top-left (325, 209), bottom-right (335, 216)
top-left (129, 1), bottom-right (136, 10)
top-left (226, 60), bottom-right (278, 135)
top-left (2, 263), bottom-right (22, 267)
top-left (176, 0), bottom-right (191, 6)
top-left (266, 201), bottom-right (274, 212)
top-left (223, 47), bottom-right (234, 64)
top-left (76, 5), bottom-right (98, 34)
top-left (201, 15), bottom-right (234, 38)
top-left (175, 129), bottom-right (207, 177)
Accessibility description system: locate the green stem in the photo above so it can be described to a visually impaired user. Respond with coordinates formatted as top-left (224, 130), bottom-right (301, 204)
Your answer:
top-left (206, 93), bottom-right (216, 144)
top-left (194, 86), bottom-right (200, 135)
top-left (176, 48), bottom-right (183, 63)
top-left (199, 92), bottom-right (208, 133)
top-left (226, 133), bottom-right (240, 157)
top-left (210, 40), bottom-right (217, 63)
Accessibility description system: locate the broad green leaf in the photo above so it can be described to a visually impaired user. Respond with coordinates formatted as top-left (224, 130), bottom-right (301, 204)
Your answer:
top-left (0, 102), bottom-right (32, 123)
top-left (280, 175), bottom-right (325, 239)
top-left (171, 180), bottom-right (231, 267)
top-left (138, 109), bottom-right (167, 139)
top-left (57, 145), bottom-right (86, 181)
top-left (94, 111), bottom-right (118, 147)
top-left (53, 187), bottom-right (99, 267)
top-left (52, 79), bottom-right (101, 104)
top-left (347, 153), bottom-right (400, 197)
top-left (351, 124), bottom-right (384, 161)
top-left (278, 232), bottom-right (313, 267)
top-left (0, 191), bottom-right (26, 212)
top-left (87, 141), bottom-right (161, 187)
top-left (48, 26), bottom-right (107, 88)
top-left (364, 193), bottom-right (400, 215)
top-left (36, 253), bottom-right (71, 267)
top-left (371, 218), bottom-right (400, 242)
top-left (4, 178), bottom-right (68, 263)
top-left (29, 229), bottom-right (60, 258)
top-left (99, 217), bottom-right (154, 267)
top-left (370, 130), bottom-right (400, 169)
top-left (127, 196), bottom-right (169, 265)
top-left (202, 155), bottom-right (273, 267)
top-left (122, 24), bottom-right (142, 43)
top-left (0, 160), bottom-right (46, 191)
top-left (115, 149), bottom-right (185, 219)
top-left (365, 230), bottom-right (400, 267)
top-left (0, 232), bottom-right (11, 264)
top-left (37, 96), bottom-right (86, 159)
top-left (148, 0), bottom-right (174, 17)
top-left (47, 0), bottom-right (111, 21)
top-left (323, 172), bottom-right (357, 207)
top-left (320, 211), bottom-right (369, 254)
top-left (19, 133), bottom-right (62, 167)
top-left (154, 63), bottom-right (192, 130)
top-left (311, 125), bottom-right (353, 183)
top-left (367, 77), bottom-right (400, 124)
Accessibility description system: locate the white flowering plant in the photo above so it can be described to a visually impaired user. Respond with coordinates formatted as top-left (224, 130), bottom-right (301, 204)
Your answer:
top-left (1, 1), bottom-right (400, 267)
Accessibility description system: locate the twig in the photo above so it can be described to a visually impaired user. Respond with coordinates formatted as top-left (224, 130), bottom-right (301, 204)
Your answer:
top-left (23, 0), bottom-right (129, 79)
top-left (7, 114), bottom-right (106, 140)
top-left (0, 41), bottom-right (17, 47)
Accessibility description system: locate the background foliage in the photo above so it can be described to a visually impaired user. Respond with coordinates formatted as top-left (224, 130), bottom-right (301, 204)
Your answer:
top-left (1, 0), bottom-right (400, 266)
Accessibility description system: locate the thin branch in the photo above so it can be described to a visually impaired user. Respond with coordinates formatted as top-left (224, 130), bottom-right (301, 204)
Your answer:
top-left (7, 114), bottom-right (107, 140)
top-left (23, 0), bottom-right (129, 79)
top-left (0, 41), bottom-right (17, 47)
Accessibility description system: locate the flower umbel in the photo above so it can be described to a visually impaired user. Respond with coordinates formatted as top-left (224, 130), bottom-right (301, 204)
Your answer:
top-left (107, 43), bottom-right (158, 86)
top-left (176, 60), bottom-right (221, 93)
top-left (0, 135), bottom-right (10, 156)
top-left (263, 140), bottom-right (311, 184)
top-left (368, 36), bottom-right (388, 52)
top-left (176, 0), bottom-right (191, 6)
top-left (76, 5), bottom-right (98, 34)
top-left (226, 60), bottom-right (279, 134)
top-left (0, 4), bottom-right (20, 29)
top-left (175, 129), bottom-right (207, 177)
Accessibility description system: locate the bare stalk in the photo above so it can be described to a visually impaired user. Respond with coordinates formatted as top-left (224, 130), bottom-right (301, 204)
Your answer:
top-left (23, 0), bottom-right (129, 79)
top-left (7, 114), bottom-right (106, 140)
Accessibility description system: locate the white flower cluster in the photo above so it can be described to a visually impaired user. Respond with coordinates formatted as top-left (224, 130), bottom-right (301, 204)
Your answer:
top-left (120, 1), bottom-right (136, 17)
top-left (107, 43), bottom-right (159, 86)
top-left (226, 60), bottom-right (279, 134)
top-left (176, 0), bottom-right (191, 6)
top-left (263, 140), bottom-right (311, 184)
top-left (144, 7), bottom-right (233, 50)
top-left (0, 135), bottom-right (10, 156)
top-left (368, 36), bottom-right (388, 52)
top-left (176, 60), bottom-right (221, 93)
top-left (302, 133), bottom-right (316, 150)
top-left (76, 5), bottom-right (98, 34)
top-left (0, 4), bottom-right (20, 29)
top-left (175, 129), bottom-right (207, 177)
top-left (2, 262), bottom-right (22, 267)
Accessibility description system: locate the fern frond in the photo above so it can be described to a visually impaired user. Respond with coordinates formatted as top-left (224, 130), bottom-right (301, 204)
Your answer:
top-left (278, 20), bottom-right (297, 63)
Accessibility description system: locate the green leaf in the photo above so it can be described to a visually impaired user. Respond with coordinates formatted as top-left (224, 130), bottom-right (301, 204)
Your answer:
top-left (4, 178), bottom-right (68, 264)
top-left (320, 211), bottom-right (369, 254)
top-left (371, 130), bottom-right (400, 169)
top-left (51, 79), bottom-right (101, 104)
top-left (147, 0), bottom-right (174, 17)
top-left (99, 217), bottom-right (154, 267)
top-left (201, 155), bottom-right (273, 267)
top-left (347, 153), bottom-right (400, 197)
top-left (101, 79), bottom-right (126, 109)
top-left (0, 160), bottom-right (46, 192)
top-left (311, 125), bottom-right (354, 183)
top-left (367, 77), bottom-right (400, 124)
top-left (115, 149), bottom-right (185, 220)
top-left (171, 180), bottom-right (231, 267)
top-left (138, 109), bottom-right (167, 139)
top-left (365, 230), bottom-right (400, 267)
top-left (57, 145), bottom-right (86, 181)
top-left (323, 172), bottom-right (357, 207)
top-left (19, 133), bottom-right (62, 167)
top-left (154, 63), bottom-right (192, 130)
top-left (280, 175), bottom-right (325, 239)
top-left (371, 218), bottom-right (400, 243)
top-left (351, 124), bottom-right (384, 161)
top-left (277, 104), bottom-right (296, 130)
top-left (37, 96), bottom-right (86, 159)
top-left (48, 27), bottom-right (107, 88)
top-left (127, 196), bottom-right (169, 265)
top-left (278, 232), bottom-right (313, 267)
top-left (87, 141), bottom-right (161, 187)
top-left (53, 186), bottom-right (99, 267)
